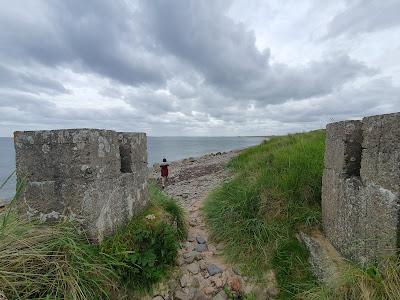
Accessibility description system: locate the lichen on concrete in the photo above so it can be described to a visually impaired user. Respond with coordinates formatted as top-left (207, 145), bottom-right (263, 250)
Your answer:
top-left (322, 112), bottom-right (400, 264)
top-left (14, 129), bottom-right (148, 242)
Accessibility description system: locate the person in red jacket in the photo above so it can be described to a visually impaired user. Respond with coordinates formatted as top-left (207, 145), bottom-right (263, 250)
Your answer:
top-left (160, 158), bottom-right (169, 188)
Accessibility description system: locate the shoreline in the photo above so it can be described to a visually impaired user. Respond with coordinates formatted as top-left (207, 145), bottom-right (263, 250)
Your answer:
top-left (149, 148), bottom-right (242, 188)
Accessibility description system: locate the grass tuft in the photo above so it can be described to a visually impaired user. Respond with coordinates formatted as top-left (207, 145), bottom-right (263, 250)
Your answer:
top-left (301, 258), bottom-right (400, 300)
top-left (0, 214), bottom-right (117, 299)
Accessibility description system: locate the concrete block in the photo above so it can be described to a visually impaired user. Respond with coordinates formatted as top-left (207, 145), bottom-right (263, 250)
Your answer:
top-left (14, 129), bottom-right (120, 182)
top-left (360, 113), bottom-right (400, 194)
top-left (14, 129), bottom-right (149, 242)
top-left (322, 112), bottom-right (400, 264)
top-left (324, 120), bottom-right (363, 176)
top-left (360, 183), bottom-right (399, 263)
top-left (118, 132), bottom-right (147, 173)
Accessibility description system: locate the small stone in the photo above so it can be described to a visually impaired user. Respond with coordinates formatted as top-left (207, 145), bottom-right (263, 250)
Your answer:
top-left (187, 263), bottom-right (200, 275)
top-left (152, 296), bottom-right (164, 300)
top-left (194, 243), bottom-right (208, 252)
top-left (212, 277), bottom-right (224, 288)
top-left (208, 244), bottom-right (216, 253)
top-left (207, 264), bottom-right (223, 276)
top-left (192, 289), bottom-right (208, 300)
top-left (174, 290), bottom-right (189, 300)
top-left (203, 286), bottom-right (216, 295)
top-left (184, 256), bottom-right (195, 264)
top-left (184, 251), bottom-right (200, 260)
top-left (176, 257), bottom-right (185, 266)
top-left (189, 220), bottom-right (197, 227)
top-left (180, 274), bottom-right (190, 288)
top-left (213, 290), bottom-right (228, 300)
top-left (199, 260), bottom-right (207, 270)
top-left (191, 277), bottom-right (200, 288)
top-left (188, 236), bottom-right (195, 242)
top-left (196, 235), bottom-right (206, 244)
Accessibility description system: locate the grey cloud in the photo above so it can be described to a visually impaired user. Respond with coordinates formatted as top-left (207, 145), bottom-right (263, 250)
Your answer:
top-left (0, 65), bottom-right (69, 95)
top-left (140, 0), bottom-right (373, 103)
top-left (0, 0), bottom-right (398, 137)
top-left (261, 77), bottom-right (400, 123)
top-left (0, 0), bottom-right (166, 86)
top-left (124, 89), bottom-right (180, 115)
top-left (325, 0), bottom-right (400, 38)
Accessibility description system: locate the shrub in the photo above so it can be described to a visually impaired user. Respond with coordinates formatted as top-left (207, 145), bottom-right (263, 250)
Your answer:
top-left (204, 130), bottom-right (325, 298)
top-left (101, 183), bottom-right (186, 290)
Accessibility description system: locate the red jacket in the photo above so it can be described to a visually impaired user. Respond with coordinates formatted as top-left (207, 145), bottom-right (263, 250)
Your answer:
top-left (160, 163), bottom-right (169, 177)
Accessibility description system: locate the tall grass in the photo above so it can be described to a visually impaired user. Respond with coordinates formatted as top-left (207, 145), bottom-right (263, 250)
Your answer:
top-left (0, 214), bottom-right (117, 299)
top-left (0, 178), bottom-right (185, 299)
top-left (301, 258), bottom-right (400, 300)
top-left (204, 130), bottom-right (326, 298)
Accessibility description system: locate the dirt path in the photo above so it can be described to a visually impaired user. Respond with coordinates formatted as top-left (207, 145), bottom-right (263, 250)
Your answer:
top-left (148, 151), bottom-right (278, 300)
top-left (149, 151), bottom-right (242, 300)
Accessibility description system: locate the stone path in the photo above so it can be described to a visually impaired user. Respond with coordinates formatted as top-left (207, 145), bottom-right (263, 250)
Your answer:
top-left (149, 151), bottom-right (278, 300)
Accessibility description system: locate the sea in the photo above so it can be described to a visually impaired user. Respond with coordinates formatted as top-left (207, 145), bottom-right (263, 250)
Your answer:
top-left (0, 136), bottom-right (264, 201)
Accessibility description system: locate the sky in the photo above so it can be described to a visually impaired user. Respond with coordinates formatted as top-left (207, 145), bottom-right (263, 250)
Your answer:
top-left (0, 0), bottom-right (399, 137)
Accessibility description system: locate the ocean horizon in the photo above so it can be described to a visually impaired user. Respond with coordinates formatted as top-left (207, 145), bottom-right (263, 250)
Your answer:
top-left (0, 136), bottom-right (264, 201)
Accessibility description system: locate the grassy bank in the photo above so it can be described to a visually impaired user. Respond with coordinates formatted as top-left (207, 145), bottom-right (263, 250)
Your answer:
top-left (0, 183), bottom-right (185, 299)
top-left (204, 130), bottom-right (326, 298)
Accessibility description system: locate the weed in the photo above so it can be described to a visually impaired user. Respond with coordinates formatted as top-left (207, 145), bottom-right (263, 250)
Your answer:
top-left (101, 183), bottom-right (185, 290)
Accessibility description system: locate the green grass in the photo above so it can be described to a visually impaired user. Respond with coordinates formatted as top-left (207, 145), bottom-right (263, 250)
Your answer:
top-left (0, 214), bottom-right (117, 299)
top-left (101, 183), bottom-right (186, 291)
top-left (0, 181), bottom-right (185, 299)
top-left (301, 258), bottom-right (400, 300)
top-left (204, 130), bottom-right (326, 299)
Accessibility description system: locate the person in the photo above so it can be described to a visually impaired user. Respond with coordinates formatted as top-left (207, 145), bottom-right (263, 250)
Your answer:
top-left (160, 158), bottom-right (169, 188)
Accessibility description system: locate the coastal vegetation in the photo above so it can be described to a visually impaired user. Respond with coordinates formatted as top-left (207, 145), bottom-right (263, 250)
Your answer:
top-left (0, 183), bottom-right (185, 299)
top-left (204, 130), bottom-right (326, 298)
top-left (301, 257), bottom-right (400, 299)
top-left (204, 129), bottom-right (400, 299)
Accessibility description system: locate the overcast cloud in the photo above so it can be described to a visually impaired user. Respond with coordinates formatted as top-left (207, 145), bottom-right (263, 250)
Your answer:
top-left (0, 0), bottom-right (399, 136)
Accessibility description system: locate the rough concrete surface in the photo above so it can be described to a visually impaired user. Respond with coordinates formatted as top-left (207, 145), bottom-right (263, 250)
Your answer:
top-left (322, 112), bottom-right (400, 264)
top-left (299, 230), bottom-right (344, 283)
top-left (14, 129), bottom-right (148, 242)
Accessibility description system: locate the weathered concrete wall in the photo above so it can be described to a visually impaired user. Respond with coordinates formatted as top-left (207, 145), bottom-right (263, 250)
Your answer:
top-left (322, 112), bottom-right (400, 264)
top-left (14, 129), bottom-right (148, 242)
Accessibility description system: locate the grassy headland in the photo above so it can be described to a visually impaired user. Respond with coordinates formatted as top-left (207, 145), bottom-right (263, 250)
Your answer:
top-left (204, 130), bottom-right (400, 300)
top-left (204, 130), bottom-right (326, 298)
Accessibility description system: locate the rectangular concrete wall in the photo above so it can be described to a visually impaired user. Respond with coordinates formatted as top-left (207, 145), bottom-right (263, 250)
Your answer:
top-left (322, 112), bottom-right (400, 264)
top-left (14, 129), bottom-right (148, 242)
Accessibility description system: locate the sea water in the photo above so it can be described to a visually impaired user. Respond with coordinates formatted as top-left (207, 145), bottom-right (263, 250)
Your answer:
top-left (0, 136), bottom-right (264, 201)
